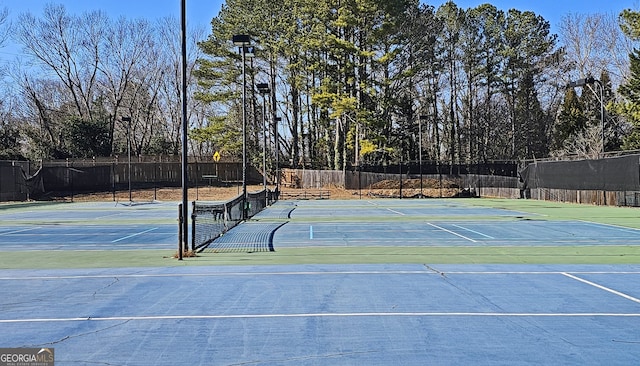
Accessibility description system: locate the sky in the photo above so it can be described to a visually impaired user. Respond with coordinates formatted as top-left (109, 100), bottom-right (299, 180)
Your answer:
top-left (1, 0), bottom-right (225, 29)
top-left (0, 0), bottom-right (638, 55)
top-left (2, 0), bottom-right (638, 32)
top-left (430, 0), bottom-right (639, 31)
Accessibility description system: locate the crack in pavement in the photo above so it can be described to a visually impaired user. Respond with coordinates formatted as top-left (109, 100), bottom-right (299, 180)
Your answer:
top-left (93, 277), bottom-right (120, 298)
top-left (32, 320), bottom-right (131, 347)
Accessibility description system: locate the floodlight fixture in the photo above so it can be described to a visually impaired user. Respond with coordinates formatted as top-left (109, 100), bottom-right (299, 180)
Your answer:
top-left (567, 76), bottom-right (605, 155)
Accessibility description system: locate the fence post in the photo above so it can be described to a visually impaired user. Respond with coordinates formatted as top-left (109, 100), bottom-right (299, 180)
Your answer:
top-left (111, 162), bottom-right (116, 202)
top-left (177, 203), bottom-right (183, 260)
top-left (154, 161), bottom-right (157, 201)
top-left (191, 201), bottom-right (197, 252)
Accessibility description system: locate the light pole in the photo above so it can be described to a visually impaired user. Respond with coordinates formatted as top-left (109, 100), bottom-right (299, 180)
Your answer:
top-left (257, 82), bottom-right (270, 191)
top-left (419, 115), bottom-right (427, 198)
top-left (274, 116), bottom-right (281, 191)
top-left (567, 76), bottom-right (605, 156)
top-left (122, 116), bottom-right (132, 203)
top-left (233, 34), bottom-right (251, 219)
top-left (179, 0), bottom-right (188, 259)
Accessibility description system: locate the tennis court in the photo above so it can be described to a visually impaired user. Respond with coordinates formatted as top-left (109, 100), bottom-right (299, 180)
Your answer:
top-left (1, 198), bottom-right (640, 365)
top-left (0, 201), bottom-right (178, 251)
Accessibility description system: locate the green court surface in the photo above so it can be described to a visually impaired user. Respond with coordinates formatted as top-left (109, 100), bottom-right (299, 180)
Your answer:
top-left (1, 198), bottom-right (639, 269)
top-left (472, 198), bottom-right (640, 228)
top-left (1, 245), bottom-right (639, 269)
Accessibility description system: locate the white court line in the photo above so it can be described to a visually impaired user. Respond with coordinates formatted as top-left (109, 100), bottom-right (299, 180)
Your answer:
top-left (2, 311), bottom-right (640, 324)
top-left (111, 228), bottom-right (158, 243)
top-left (363, 201), bottom-right (405, 215)
top-left (3, 270), bottom-right (640, 281)
top-left (0, 227), bottom-right (39, 236)
top-left (385, 208), bottom-right (405, 215)
top-left (95, 212), bottom-right (125, 220)
top-left (427, 223), bottom-right (477, 242)
top-left (451, 224), bottom-right (494, 239)
top-left (562, 273), bottom-right (640, 304)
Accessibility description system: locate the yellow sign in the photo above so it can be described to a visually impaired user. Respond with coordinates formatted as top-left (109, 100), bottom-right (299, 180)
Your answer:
top-left (213, 151), bottom-right (221, 162)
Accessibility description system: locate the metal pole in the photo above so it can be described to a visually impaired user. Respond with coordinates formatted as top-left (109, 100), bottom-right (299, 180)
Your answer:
top-left (399, 151), bottom-right (403, 199)
top-left (597, 80), bottom-right (604, 156)
top-left (437, 126), bottom-right (442, 198)
top-left (419, 117), bottom-right (423, 198)
top-left (275, 117), bottom-right (281, 191)
top-left (241, 46), bottom-right (247, 220)
top-left (127, 118), bottom-right (131, 203)
top-left (179, 0), bottom-right (188, 259)
top-left (178, 203), bottom-right (183, 258)
top-left (121, 116), bottom-right (132, 203)
top-left (262, 95), bottom-right (267, 190)
top-left (597, 80), bottom-right (605, 205)
top-left (127, 118), bottom-right (133, 204)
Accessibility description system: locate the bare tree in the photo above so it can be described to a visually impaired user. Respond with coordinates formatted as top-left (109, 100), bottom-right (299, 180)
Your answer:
top-left (154, 16), bottom-right (206, 156)
top-left (15, 5), bottom-right (103, 120)
top-left (555, 123), bottom-right (603, 159)
top-left (559, 12), bottom-right (631, 86)
top-left (98, 17), bottom-right (156, 154)
top-left (0, 6), bottom-right (10, 47)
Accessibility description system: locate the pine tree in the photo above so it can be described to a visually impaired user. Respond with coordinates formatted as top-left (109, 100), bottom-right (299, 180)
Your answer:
top-left (617, 48), bottom-right (640, 150)
top-left (614, 9), bottom-right (640, 150)
top-left (554, 88), bottom-right (587, 151)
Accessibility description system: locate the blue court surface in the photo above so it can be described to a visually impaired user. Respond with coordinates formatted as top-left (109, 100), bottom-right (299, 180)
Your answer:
top-left (0, 224), bottom-right (177, 250)
top-left (272, 220), bottom-right (640, 247)
top-left (259, 199), bottom-right (640, 248)
top-left (1, 264), bottom-right (640, 365)
top-left (2, 199), bottom-right (640, 365)
top-left (0, 201), bottom-right (178, 251)
top-left (260, 199), bottom-right (535, 219)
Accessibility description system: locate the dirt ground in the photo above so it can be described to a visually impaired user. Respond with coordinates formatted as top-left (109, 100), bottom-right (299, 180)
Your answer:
top-left (67, 178), bottom-right (463, 202)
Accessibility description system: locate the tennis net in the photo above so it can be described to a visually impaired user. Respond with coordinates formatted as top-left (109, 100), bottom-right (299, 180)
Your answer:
top-left (191, 188), bottom-right (277, 251)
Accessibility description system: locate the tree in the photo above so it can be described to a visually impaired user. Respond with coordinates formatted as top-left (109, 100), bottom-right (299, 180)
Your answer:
top-left (500, 9), bottom-right (557, 160)
top-left (554, 88), bottom-right (587, 152)
top-left (12, 5), bottom-right (204, 159)
top-left (0, 114), bottom-right (24, 160)
top-left (616, 48), bottom-right (640, 150)
top-left (15, 5), bottom-right (102, 121)
top-left (614, 9), bottom-right (640, 150)
top-left (193, 0), bottom-right (264, 161)
top-left (466, 4), bottom-right (505, 162)
top-left (60, 117), bottom-right (111, 158)
top-left (196, 0), bottom-right (419, 170)
top-left (8, 1), bottom-right (631, 165)
top-left (436, 2), bottom-right (463, 168)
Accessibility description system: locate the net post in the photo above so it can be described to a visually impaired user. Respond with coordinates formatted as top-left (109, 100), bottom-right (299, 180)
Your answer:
top-left (177, 203), bottom-right (183, 260)
top-left (226, 199), bottom-right (232, 225)
top-left (191, 201), bottom-right (197, 252)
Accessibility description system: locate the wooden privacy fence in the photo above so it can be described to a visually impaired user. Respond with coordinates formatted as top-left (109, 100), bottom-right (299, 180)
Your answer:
top-left (27, 161), bottom-right (261, 197)
top-left (525, 188), bottom-right (640, 206)
top-left (6, 157), bottom-right (640, 207)
top-left (281, 168), bottom-right (520, 195)
top-left (281, 167), bottom-right (640, 206)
